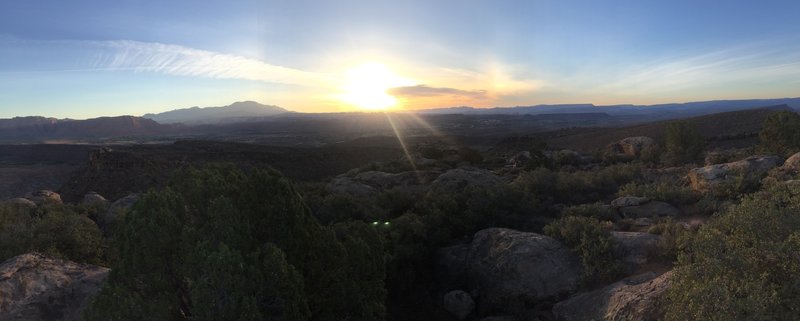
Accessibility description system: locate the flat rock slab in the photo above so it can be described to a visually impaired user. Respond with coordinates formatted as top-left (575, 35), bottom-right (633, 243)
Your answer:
top-left (0, 253), bottom-right (109, 321)
top-left (553, 271), bottom-right (673, 321)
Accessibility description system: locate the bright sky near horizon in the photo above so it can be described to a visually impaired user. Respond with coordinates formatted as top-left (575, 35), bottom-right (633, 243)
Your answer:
top-left (1, 0), bottom-right (799, 118)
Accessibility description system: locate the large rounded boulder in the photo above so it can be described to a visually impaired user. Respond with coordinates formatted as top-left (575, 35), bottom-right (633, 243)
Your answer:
top-left (0, 253), bottom-right (109, 321)
top-left (466, 228), bottom-right (583, 314)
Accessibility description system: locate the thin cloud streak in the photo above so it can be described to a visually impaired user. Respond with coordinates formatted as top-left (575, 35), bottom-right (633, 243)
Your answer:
top-left (0, 36), bottom-right (335, 87)
top-left (591, 44), bottom-right (800, 95)
top-left (388, 85), bottom-right (488, 99)
top-left (91, 40), bottom-right (334, 86)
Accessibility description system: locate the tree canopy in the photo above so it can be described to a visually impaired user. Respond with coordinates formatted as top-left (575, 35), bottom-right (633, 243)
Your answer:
top-left (85, 165), bottom-right (385, 321)
top-left (759, 110), bottom-right (800, 156)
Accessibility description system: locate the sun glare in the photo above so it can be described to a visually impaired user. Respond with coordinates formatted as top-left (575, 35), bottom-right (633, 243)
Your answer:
top-left (339, 63), bottom-right (410, 111)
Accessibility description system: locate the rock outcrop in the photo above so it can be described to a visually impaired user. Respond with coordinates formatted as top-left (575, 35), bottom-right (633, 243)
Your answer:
top-left (688, 155), bottom-right (783, 192)
top-left (610, 196), bottom-right (649, 208)
top-left (782, 152), bottom-right (800, 172)
top-left (327, 170), bottom-right (441, 197)
top-left (80, 192), bottom-right (108, 207)
top-left (429, 168), bottom-right (503, 194)
top-left (26, 190), bottom-right (62, 205)
top-left (98, 194), bottom-right (140, 234)
top-left (552, 271), bottom-right (673, 321)
top-left (610, 137), bottom-right (655, 157)
top-left (443, 290), bottom-right (475, 320)
top-left (611, 197), bottom-right (680, 219)
top-left (0, 253), bottom-right (109, 321)
top-left (451, 228), bottom-right (583, 315)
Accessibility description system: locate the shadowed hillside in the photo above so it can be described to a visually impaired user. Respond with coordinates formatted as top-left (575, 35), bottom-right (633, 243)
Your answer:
top-left (540, 105), bottom-right (792, 152)
top-left (58, 140), bottom-right (404, 202)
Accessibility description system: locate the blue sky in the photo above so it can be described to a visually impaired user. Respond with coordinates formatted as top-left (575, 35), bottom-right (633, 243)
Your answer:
top-left (1, 0), bottom-right (799, 118)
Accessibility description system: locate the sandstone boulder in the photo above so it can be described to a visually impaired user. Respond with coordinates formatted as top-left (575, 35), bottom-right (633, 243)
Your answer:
top-left (552, 271), bottom-right (673, 321)
top-left (611, 137), bottom-right (655, 157)
top-left (27, 190), bottom-right (62, 205)
top-left (80, 192), bottom-right (108, 207)
top-left (618, 201), bottom-right (680, 219)
top-left (0, 253), bottom-right (109, 321)
top-left (443, 290), bottom-right (475, 320)
top-left (98, 194), bottom-right (140, 234)
top-left (688, 155), bottom-right (783, 192)
top-left (782, 152), bottom-right (800, 172)
top-left (466, 228), bottom-right (583, 314)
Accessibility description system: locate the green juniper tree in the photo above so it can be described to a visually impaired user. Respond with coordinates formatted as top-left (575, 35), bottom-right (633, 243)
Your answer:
top-left (85, 165), bottom-right (385, 321)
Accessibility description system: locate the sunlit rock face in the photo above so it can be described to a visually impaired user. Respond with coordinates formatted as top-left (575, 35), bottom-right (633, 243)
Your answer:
top-left (609, 136), bottom-right (655, 158)
top-left (552, 271), bottom-right (673, 321)
top-left (0, 253), bottom-right (109, 321)
top-left (687, 155), bottom-right (783, 192)
top-left (782, 152), bottom-right (800, 172)
top-left (26, 190), bottom-right (62, 205)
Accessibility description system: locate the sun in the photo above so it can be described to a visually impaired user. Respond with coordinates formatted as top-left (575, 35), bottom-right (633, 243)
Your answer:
top-left (338, 63), bottom-right (411, 111)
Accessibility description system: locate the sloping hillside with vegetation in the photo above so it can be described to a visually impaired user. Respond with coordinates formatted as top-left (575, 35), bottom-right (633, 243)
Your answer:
top-left (1, 109), bottom-right (800, 321)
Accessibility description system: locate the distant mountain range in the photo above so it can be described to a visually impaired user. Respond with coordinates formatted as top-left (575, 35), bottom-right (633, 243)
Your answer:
top-left (143, 101), bottom-right (289, 124)
top-left (418, 98), bottom-right (800, 119)
top-left (0, 98), bottom-right (798, 144)
top-left (0, 116), bottom-right (170, 142)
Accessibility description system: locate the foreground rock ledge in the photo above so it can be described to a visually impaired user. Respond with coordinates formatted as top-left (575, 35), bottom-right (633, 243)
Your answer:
top-left (0, 253), bottom-right (109, 321)
top-left (552, 271), bottom-right (673, 321)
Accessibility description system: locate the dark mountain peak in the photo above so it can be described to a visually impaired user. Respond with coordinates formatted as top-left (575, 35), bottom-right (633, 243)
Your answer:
top-left (143, 101), bottom-right (289, 124)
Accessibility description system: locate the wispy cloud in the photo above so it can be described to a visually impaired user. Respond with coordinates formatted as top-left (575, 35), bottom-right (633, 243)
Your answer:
top-left (0, 36), bottom-right (334, 87)
top-left (589, 43), bottom-right (800, 95)
top-left (90, 40), bottom-right (334, 86)
top-left (388, 85), bottom-right (488, 99)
